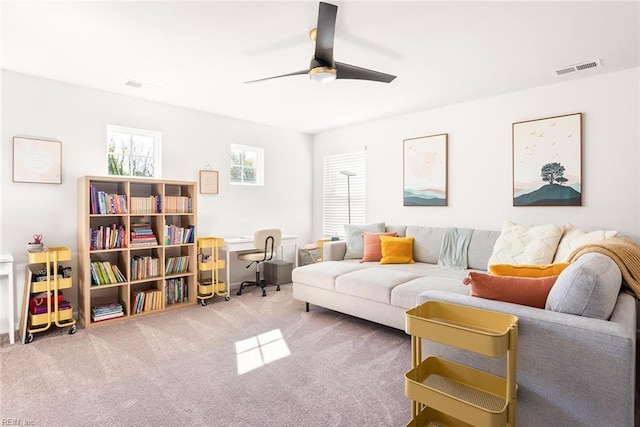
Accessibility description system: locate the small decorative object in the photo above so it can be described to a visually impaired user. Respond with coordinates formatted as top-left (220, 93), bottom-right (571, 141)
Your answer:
top-left (28, 234), bottom-right (43, 253)
top-left (403, 133), bottom-right (448, 206)
top-left (199, 167), bottom-right (219, 194)
top-left (512, 113), bottom-right (582, 206)
top-left (13, 136), bottom-right (62, 184)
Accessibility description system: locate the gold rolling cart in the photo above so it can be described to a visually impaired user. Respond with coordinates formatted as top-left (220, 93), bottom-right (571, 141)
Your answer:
top-left (196, 237), bottom-right (228, 306)
top-left (21, 247), bottom-right (77, 344)
top-left (405, 301), bottom-right (518, 426)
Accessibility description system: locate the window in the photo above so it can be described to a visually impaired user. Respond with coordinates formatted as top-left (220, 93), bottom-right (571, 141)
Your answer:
top-left (323, 152), bottom-right (366, 237)
top-left (231, 144), bottom-right (264, 185)
top-left (107, 125), bottom-right (161, 178)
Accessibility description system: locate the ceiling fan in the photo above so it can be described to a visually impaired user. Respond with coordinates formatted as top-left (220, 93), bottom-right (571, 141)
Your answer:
top-left (246, 2), bottom-right (396, 84)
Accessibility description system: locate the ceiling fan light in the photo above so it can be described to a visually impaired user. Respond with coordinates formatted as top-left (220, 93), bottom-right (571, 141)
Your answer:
top-left (309, 66), bottom-right (337, 84)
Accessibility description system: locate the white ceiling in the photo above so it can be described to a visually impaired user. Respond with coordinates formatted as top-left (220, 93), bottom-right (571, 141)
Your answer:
top-left (1, 1), bottom-right (638, 134)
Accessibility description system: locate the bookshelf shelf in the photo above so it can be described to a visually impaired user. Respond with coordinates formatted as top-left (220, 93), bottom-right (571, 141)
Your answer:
top-left (78, 176), bottom-right (197, 328)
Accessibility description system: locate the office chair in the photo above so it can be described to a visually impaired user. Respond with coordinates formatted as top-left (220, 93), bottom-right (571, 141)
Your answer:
top-left (236, 228), bottom-right (282, 297)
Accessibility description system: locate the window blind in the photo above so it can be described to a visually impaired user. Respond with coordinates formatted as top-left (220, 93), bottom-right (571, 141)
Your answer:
top-left (323, 152), bottom-right (366, 237)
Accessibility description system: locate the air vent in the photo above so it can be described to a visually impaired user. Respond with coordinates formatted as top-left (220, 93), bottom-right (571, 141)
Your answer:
top-left (554, 59), bottom-right (601, 76)
top-left (125, 80), bottom-right (143, 88)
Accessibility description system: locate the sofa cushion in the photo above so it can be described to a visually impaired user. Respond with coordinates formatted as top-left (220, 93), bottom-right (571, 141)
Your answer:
top-left (291, 261), bottom-right (366, 291)
top-left (467, 229), bottom-right (501, 271)
top-left (489, 263), bottom-right (570, 277)
top-left (406, 226), bottom-right (443, 264)
top-left (463, 271), bottom-right (558, 308)
top-left (380, 236), bottom-right (415, 264)
top-left (488, 221), bottom-right (564, 265)
top-left (361, 232), bottom-right (397, 262)
top-left (344, 222), bottom-right (386, 259)
top-left (336, 268), bottom-right (422, 304)
top-left (392, 276), bottom-right (469, 309)
top-left (545, 252), bottom-right (621, 319)
top-left (553, 224), bottom-right (618, 262)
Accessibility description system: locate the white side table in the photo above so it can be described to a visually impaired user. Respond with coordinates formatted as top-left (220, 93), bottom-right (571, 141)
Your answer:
top-left (0, 254), bottom-right (15, 344)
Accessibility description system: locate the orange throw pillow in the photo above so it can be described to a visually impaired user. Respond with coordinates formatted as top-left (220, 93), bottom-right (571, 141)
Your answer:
top-left (379, 236), bottom-right (415, 264)
top-left (489, 263), bottom-right (570, 278)
top-left (360, 232), bottom-right (397, 262)
top-left (463, 271), bottom-right (558, 308)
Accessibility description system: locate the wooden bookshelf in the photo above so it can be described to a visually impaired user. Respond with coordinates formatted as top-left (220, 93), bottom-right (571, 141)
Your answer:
top-left (78, 176), bottom-right (197, 328)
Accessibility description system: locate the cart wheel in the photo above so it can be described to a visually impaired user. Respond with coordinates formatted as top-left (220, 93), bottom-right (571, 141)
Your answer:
top-left (69, 325), bottom-right (77, 335)
top-left (224, 296), bottom-right (230, 301)
top-left (26, 333), bottom-right (34, 344)
top-left (200, 299), bottom-right (207, 306)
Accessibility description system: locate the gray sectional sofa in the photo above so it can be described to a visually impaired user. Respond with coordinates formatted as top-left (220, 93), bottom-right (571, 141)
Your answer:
top-left (291, 224), bottom-right (636, 427)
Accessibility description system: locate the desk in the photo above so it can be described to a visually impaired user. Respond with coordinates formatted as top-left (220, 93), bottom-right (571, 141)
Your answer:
top-left (0, 254), bottom-right (15, 344)
top-left (224, 235), bottom-right (297, 295)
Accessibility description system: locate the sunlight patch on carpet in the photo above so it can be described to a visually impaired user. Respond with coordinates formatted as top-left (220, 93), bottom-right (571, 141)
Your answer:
top-left (235, 329), bottom-right (291, 375)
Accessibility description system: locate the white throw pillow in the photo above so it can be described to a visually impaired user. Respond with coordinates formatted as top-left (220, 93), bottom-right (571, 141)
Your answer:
top-left (553, 223), bottom-right (618, 262)
top-left (488, 221), bottom-right (564, 265)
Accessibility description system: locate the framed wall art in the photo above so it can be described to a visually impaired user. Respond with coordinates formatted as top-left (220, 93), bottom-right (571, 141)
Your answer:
top-left (199, 169), bottom-right (219, 194)
top-left (403, 133), bottom-right (448, 206)
top-left (512, 112), bottom-right (582, 206)
top-left (12, 136), bottom-right (62, 184)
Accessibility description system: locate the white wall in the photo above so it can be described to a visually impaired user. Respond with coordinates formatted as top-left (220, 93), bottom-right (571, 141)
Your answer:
top-left (313, 68), bottom-right (640, 242)
top-left (3, 67), bottom-right (639, 339)
top-left (0, 70), bottom-right (313, 338)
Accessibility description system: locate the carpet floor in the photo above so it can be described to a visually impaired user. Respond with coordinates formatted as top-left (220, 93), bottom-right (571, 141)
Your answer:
top-left (0, 284), bottom-right (412, 426)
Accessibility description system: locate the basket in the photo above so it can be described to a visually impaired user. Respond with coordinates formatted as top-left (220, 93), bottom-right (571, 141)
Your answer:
top-left (298, 245), bottom-right (321, 266)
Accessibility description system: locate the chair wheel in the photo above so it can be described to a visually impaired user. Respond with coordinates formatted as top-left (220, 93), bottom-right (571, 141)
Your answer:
top-left (236, 290), bottom-right (243, 296)
top-left (200, 299), bottom-right (207, 306)
top-left (262, 291), bottom-right (267, 297)
top-left (276, 285), bottom-right (281, 291)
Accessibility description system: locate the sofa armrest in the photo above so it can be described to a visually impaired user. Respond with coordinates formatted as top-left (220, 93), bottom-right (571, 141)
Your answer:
top-left (414, 290), bottom-right (636, 426)
top-left (322, 240), bottom-right (347, 261)
top-left (416, 290), bottom-right (636, 338)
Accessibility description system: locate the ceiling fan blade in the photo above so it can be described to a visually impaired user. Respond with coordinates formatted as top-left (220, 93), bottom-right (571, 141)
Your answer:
top-left (335, 62), bottom-right (396, 83)
top-left (315, 2), bottom-right (338, 65)
top-left (244, 69), bottom-right (309, 84)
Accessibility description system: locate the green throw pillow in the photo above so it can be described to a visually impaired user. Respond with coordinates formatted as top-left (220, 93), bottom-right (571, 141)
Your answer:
top-left (344, 223), bottom-right (385, 259)
top-left (545, 253), bottom-right (621, 319)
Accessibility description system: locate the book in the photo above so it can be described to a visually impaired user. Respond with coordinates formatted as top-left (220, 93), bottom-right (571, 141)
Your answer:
top-left (31, 301), bottom-right (71, 315)
top-left (92, 311), bottom-right (124, 322)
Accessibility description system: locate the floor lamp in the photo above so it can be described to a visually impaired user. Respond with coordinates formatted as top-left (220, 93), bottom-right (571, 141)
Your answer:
top-left (340, 170), bottom-right (356, 224)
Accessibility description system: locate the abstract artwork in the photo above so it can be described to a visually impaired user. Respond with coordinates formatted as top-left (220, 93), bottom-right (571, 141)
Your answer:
top-left (512, 113), bottom-right (582, 206)
top-left (403, 133), bottom-right (448, 206)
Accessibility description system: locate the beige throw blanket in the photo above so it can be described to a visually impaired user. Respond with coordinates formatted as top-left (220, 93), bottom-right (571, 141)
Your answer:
top-left (568, 237), bottom-right (640, 298)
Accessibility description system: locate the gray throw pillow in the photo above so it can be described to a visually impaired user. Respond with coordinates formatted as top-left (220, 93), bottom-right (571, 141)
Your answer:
top-left (344, 222), bottom-right (385, 259)
top-left (545, 252), bottom-right (621, 319)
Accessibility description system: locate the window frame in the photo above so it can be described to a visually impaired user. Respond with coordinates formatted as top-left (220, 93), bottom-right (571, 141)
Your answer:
top-left (107, 124), bottom-right (162, 178)
top-left (230, 143), bottom-right (264, 186)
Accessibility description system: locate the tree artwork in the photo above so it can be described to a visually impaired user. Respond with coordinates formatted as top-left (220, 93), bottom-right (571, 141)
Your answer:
top-left (512, 113), bottom-right (581, 206)
top-left (540, 162), bottom-right (568, 185)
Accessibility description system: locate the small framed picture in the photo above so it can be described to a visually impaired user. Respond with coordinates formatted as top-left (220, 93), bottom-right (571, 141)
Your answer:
top-left (199, 170), bottom-right (219, 194)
